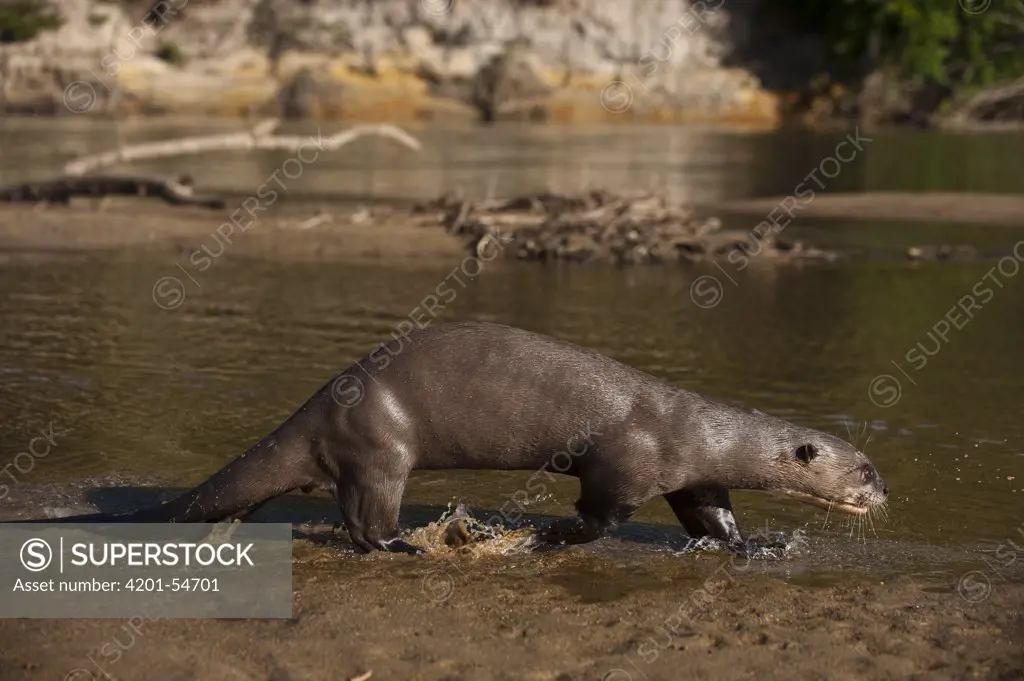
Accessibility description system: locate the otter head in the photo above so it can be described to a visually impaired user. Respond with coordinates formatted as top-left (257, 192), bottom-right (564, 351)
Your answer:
top-left (774, 430), bottom-right (888, 516)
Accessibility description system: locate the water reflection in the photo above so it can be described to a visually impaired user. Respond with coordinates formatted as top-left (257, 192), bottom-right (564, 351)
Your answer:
top-left (3, 118), bottom-right (1023, 205)
top-left (1, 119), bottom-right (1023, 577)
top-left (1, 253), bottom-right (1022, 562)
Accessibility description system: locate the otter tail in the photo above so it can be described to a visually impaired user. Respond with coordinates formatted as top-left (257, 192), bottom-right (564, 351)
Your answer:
top-left (13, 431), bottom-right (317, 524)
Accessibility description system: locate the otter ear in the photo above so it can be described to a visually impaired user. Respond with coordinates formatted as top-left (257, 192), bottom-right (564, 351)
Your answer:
top-left (794, 443), bottom-right (818, 464)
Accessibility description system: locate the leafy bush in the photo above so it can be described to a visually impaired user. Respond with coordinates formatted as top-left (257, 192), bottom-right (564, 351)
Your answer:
top-left (0, 0), bottom-right (63, 43)
top-left (766, 0), bottom-right (1024, 88)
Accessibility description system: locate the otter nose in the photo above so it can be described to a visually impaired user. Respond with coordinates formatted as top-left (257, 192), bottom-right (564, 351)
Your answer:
top-left (882, 484), bottom-right (889, 497)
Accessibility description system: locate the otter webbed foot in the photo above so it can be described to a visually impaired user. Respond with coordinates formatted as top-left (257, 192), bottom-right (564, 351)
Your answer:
top-left (376, 537), bottom-right (425, 555)
top-left (350, 535), bottom-right (424, 555)
top-left (538, 514), bottom-right (610, 545)
top-left (724, 538), bottom-right (749, 560)
top-left (347, 525), bottom-right (425, 555)
top-left (664, 487), bottom-right (744, 547)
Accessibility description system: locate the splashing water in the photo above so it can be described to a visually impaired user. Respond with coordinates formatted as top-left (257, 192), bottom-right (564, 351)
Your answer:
top-left (672, 524), bottom-right (810, 561)
top-left (402, 503), bottom-right (814, 564)
top-left (403, 503), bottom-right (539, 557)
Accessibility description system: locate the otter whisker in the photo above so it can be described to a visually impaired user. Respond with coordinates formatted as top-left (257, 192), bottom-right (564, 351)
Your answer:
top-left (822, 500), bottom-right (834, 530)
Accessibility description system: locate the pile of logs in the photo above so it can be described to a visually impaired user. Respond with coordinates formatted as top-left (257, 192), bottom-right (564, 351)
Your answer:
top-left (414, 189), bottom-right (838, 265)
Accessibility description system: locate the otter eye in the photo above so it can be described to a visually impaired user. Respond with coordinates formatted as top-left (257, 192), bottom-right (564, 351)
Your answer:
top-left (794, 444), bottom-right (818, 464)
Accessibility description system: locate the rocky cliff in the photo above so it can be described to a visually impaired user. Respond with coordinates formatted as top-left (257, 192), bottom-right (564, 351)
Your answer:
top-left (0, 0), bottom-right (779, 127)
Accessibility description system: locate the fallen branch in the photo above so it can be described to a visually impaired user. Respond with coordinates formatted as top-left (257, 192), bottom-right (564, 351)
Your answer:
top-left (62, 120), bottom-right (422, 176)
top-left (292, 210), bottom-right (334, 230)
top-left (938, 78), bottom-right (1024, 130)
top-left (0, 174), bottom-right (225, 209)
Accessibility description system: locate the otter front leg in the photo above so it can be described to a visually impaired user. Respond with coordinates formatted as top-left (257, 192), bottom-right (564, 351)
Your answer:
top-left (664, 488), bottom-right (743, 548)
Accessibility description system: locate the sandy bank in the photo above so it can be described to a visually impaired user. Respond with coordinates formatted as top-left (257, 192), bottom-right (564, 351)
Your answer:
top-left (0, 203), bottom-right (467, 263)
top-left (2, 190), bottom-right (1022, 269)
top-left (710, 192), bottom-right (1024, 228)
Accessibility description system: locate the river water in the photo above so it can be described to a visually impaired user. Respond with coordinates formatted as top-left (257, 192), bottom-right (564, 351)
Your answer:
top-left (1, 118), bottom-right (1022, 590)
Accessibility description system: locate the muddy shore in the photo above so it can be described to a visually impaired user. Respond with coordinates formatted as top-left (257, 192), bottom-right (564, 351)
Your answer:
top-left (0, 532), bottom-right (1021, 681)
top-left (0, 489), bottom-right (1021, 681)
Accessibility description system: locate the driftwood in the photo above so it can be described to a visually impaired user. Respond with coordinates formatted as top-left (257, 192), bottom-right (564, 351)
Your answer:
top-left (0, 121), bottom-right (423, 210)
top-left (0, 174), bottom-right (225, 209)
top-left (63, 120), bottom-right (422, 176)
top-left (939, 79), bottom-right (1024, 131)
top-left (414, 189), bottom-right (837, 265)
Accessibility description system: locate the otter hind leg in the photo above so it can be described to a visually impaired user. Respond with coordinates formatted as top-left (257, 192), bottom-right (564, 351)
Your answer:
top-left (664, 487), bottom-right (743, 547)
top-left (539, 478), bottom-right (637, 546)
top-left (335, 473), bottom-right (422, 555)
top-left (538, 514), bottom-right (612, 545)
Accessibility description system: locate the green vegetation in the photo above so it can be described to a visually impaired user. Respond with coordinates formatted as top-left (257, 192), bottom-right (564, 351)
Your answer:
top-left (770, 0), bottom-right (1024, 89)
top-left (155, 41), bottom-right (186, 67)
top-left (0, 0), bottom-right (62, 43)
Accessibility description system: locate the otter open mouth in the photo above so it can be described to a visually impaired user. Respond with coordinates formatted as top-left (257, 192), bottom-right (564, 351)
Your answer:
top-left (782, 491), bottom-right (868, 516)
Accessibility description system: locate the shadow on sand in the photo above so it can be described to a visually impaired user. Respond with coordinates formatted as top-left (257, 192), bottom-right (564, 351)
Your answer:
top-left (3, 482), bottom-right (704, 554)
